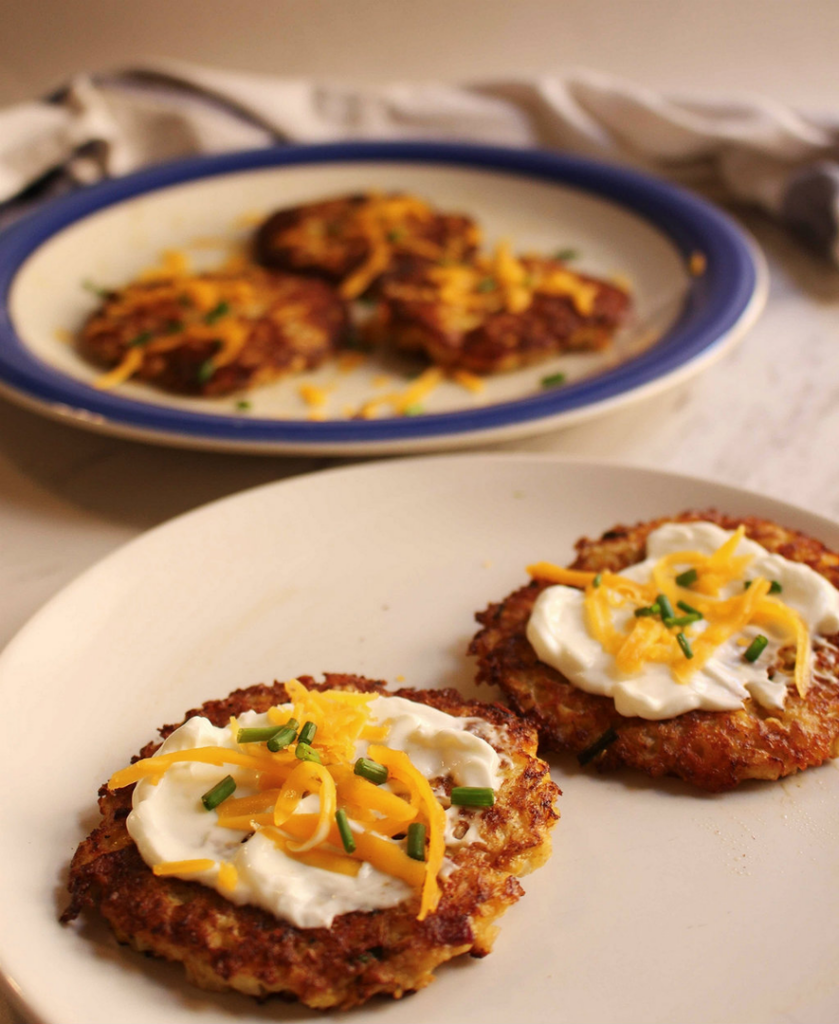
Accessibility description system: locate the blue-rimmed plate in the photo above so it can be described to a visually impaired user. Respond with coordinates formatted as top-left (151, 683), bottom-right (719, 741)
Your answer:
top-left (0, 143), bottom-right (766, 455)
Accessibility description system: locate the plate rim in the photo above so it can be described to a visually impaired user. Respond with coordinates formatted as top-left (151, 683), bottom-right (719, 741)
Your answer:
top-left (1, 451), bottom-right (839, 1024)
top-left (0, 141), bottom-right (766, 454)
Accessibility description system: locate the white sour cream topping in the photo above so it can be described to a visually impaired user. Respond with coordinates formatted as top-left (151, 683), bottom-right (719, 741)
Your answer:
top-left (128, 695), bottom-right (501, 928)
top-left (527, 521), bottom-right (839, 720)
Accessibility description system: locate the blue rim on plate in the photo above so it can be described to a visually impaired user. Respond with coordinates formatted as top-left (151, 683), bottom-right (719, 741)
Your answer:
top-left (0, 141), bottom-right (760, 449)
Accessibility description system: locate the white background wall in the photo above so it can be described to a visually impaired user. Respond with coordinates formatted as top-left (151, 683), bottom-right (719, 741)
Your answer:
top-left (0, 0), bottom-right (837, 110)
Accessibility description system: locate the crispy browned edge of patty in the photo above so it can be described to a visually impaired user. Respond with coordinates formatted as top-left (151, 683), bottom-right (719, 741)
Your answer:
top-left (253, 194), bottom-right (480, 286)
top-left (469, 510), bottom-right (839, 793)
top-left (78, 271), bottom-right (349, 397)
top-left (375, 263), bottom-right (630, 374)
top-left (61, 674), bottom-right (559, 1010)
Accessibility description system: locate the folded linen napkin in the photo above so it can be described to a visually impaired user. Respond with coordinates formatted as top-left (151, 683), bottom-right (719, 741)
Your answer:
top-left (2, 61), bottom-right (838, 261)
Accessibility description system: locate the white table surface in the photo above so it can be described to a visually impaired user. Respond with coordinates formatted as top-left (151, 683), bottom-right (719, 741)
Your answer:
top-left (2, 4), bottom-right (839, 1021)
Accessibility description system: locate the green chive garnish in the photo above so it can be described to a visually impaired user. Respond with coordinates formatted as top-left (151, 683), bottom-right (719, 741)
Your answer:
top-left (235, 400), bottom-right (251, 412)
top-left (295, 742), bottom-right (321, 764)
top-left (197, 358), bottom-right (215, 383)
top-left (634, 603), bottom-right (661, 618)
top-left (407, 822), bottom-right (427, 861)
top-left (676, 632), bottom-right (693, 659)
top-left (201, 774), bottom-right (236, 811)
top-left (165, 319), bottom-right (184, 334)
top-left (744, 635), bottom-right (769, 662)
top-left (128, 330), bottom-right (153, 348)
top-left (266, 718), bottom-right (299, 752)
top-left (541, 372), bottom-right (567, 388)
top-left (656, 594), bottom-right (675, 620)
top-left (237, 725), bottom-right (284, 744)
top-left (664, 613), bottom-right (702, 628)
top-left (203, 300), bottom-right (230, 324)
top-left (82, 278), bottom-right (110, 298)
top-left (354, 757), bottom-right (388, 786)
top-left (677, 600), bottom-right (702, 617)
top-left (675, 568), bottom-right (698, 587)
top-left (335, 808), bottom-right (356, 853)
top-left (403, 403), bottom-right (424, 416)
top-left (745, 579), bottom-right (782, 594)
top-left (386, 228), bottom-right (404, 243)
top-left (593, 573), bottom-right (602, 588)
top-left (554, 248), bottom-right (579, 262)
top-left (476, 277), bottom-right (497, 292)
top-left (577, 726), bottom-right (618, 766)
top-left (298, 721), bottom-right (317, 746)
top-left (450, 786), bottom-right (495, 808)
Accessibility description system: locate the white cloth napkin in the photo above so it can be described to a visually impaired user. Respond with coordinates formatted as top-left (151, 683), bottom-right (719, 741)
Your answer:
top-left (2, 61), bottom-right (838, 261)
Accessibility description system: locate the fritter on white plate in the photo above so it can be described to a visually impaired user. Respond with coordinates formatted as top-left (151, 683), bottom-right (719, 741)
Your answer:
top-left (62, 675), bottom-right (559, 1010)
top-left (254, 193), bottom-right (481, 298)
top-left (470, 511), bottom-right (839, 792)
top-left (371, 246), bottom-right (630, 374)
top-left (78, 268), bottom-right (348, 396)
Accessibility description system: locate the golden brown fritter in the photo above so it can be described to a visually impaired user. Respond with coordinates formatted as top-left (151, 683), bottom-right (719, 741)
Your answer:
top-left (62, 675), bottom-right (559, 1009)
top-left (470, 511), bottom-right (839, 792)
top-left (78, 268), bottom-right (348, 396)
top-left (372, 251), bottom-right (630, 374)
top-left (253, 193), bottom-right (481, 298)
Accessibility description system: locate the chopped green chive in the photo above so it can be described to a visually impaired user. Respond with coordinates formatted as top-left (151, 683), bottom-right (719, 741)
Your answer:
top-left (450, 786), bottom-right (495, 808)
top-left (196, 358), bottom-right (215, 383)
top-left (165, 319), bottom-right (184, 334)
top-left (295, 742), bottom-right (321, 764)
top-left (677, 600), bottom-right (702, 617)
top-left (203, 300), bottom-right (230, 324)
top-left (407, 822), bottom-right (427, 861)
top-left (675, 568), bottom-right (698, 587)
top-left (476, 277), bottom-right (497, 293)
top-left (201, 774), bottom-right (236, 811)
top-left (663, 613), bottom-right (702, 628)
top-left (386, 228), bottom-right (404, 243)
top-left (235, 399), bottom-right (251, 412)
top-left (656, 594), bottom-right (675, 620)
top-left (577, 726), bottom-right (618, 766)
top-left (335, 808), bottom-right (356, 853)
top-left (676, 632), bottom-right (693, 659)
top-left (745, 579), bottom-right (783, 594)
top-left (403, 403), bottom-right (425, 416)
top-left (634, 603), bottom-right (661, 618)
top-left (541, 372), bottom-right (567, 388)
top-left (128, 330), bottom-right (153, 348)
top-left (744, 634), bottom-right (769, 662)
top-left (237, 725), bottom-right (284, 744)
top-left (554, 248), bottom-right (579, 261)
top-left (354, 757), bottom-right (388, 786)
top-left (298, 721), bottom-right (317, 746)
top-left (82, 278), bottom-right (110, 298)
top-left (592, 573), bottom-right (602, 588)
top-left (266, 719), bottom-right (299, 752)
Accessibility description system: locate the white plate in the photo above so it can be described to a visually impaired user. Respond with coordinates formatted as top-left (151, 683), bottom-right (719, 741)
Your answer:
top-left (1, 454), bottom-right (836, 1024)
top-left (0, 143), bottom-right (766, 454)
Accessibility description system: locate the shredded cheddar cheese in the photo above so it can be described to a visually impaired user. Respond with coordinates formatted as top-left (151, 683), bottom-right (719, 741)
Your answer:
top-left (529, 527), bottom-right (812, 695)
top-left (112, 682), bottom-right (460, 920)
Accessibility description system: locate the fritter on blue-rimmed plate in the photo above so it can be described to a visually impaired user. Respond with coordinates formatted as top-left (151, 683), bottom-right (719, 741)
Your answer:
top-left (470, 510), bottom-right (839, 792)
top-left (371, 244), bottom-right (630, 374)
top-left (254, 193), bottom-right (481, 299)
top-left (62, 674), bottom-right (558, 1010)
top-left (78, 267), bottom-right (349, 396)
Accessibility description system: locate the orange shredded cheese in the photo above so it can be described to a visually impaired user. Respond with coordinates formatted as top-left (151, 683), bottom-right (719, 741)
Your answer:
top-left (153, 859), bottom-right (214, 877)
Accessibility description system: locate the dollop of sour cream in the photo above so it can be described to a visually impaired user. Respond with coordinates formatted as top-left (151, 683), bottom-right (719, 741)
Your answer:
top-left (527, 521), bottom-right (839, 720)
top-left (128, 695), bottom-right (501, 928)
